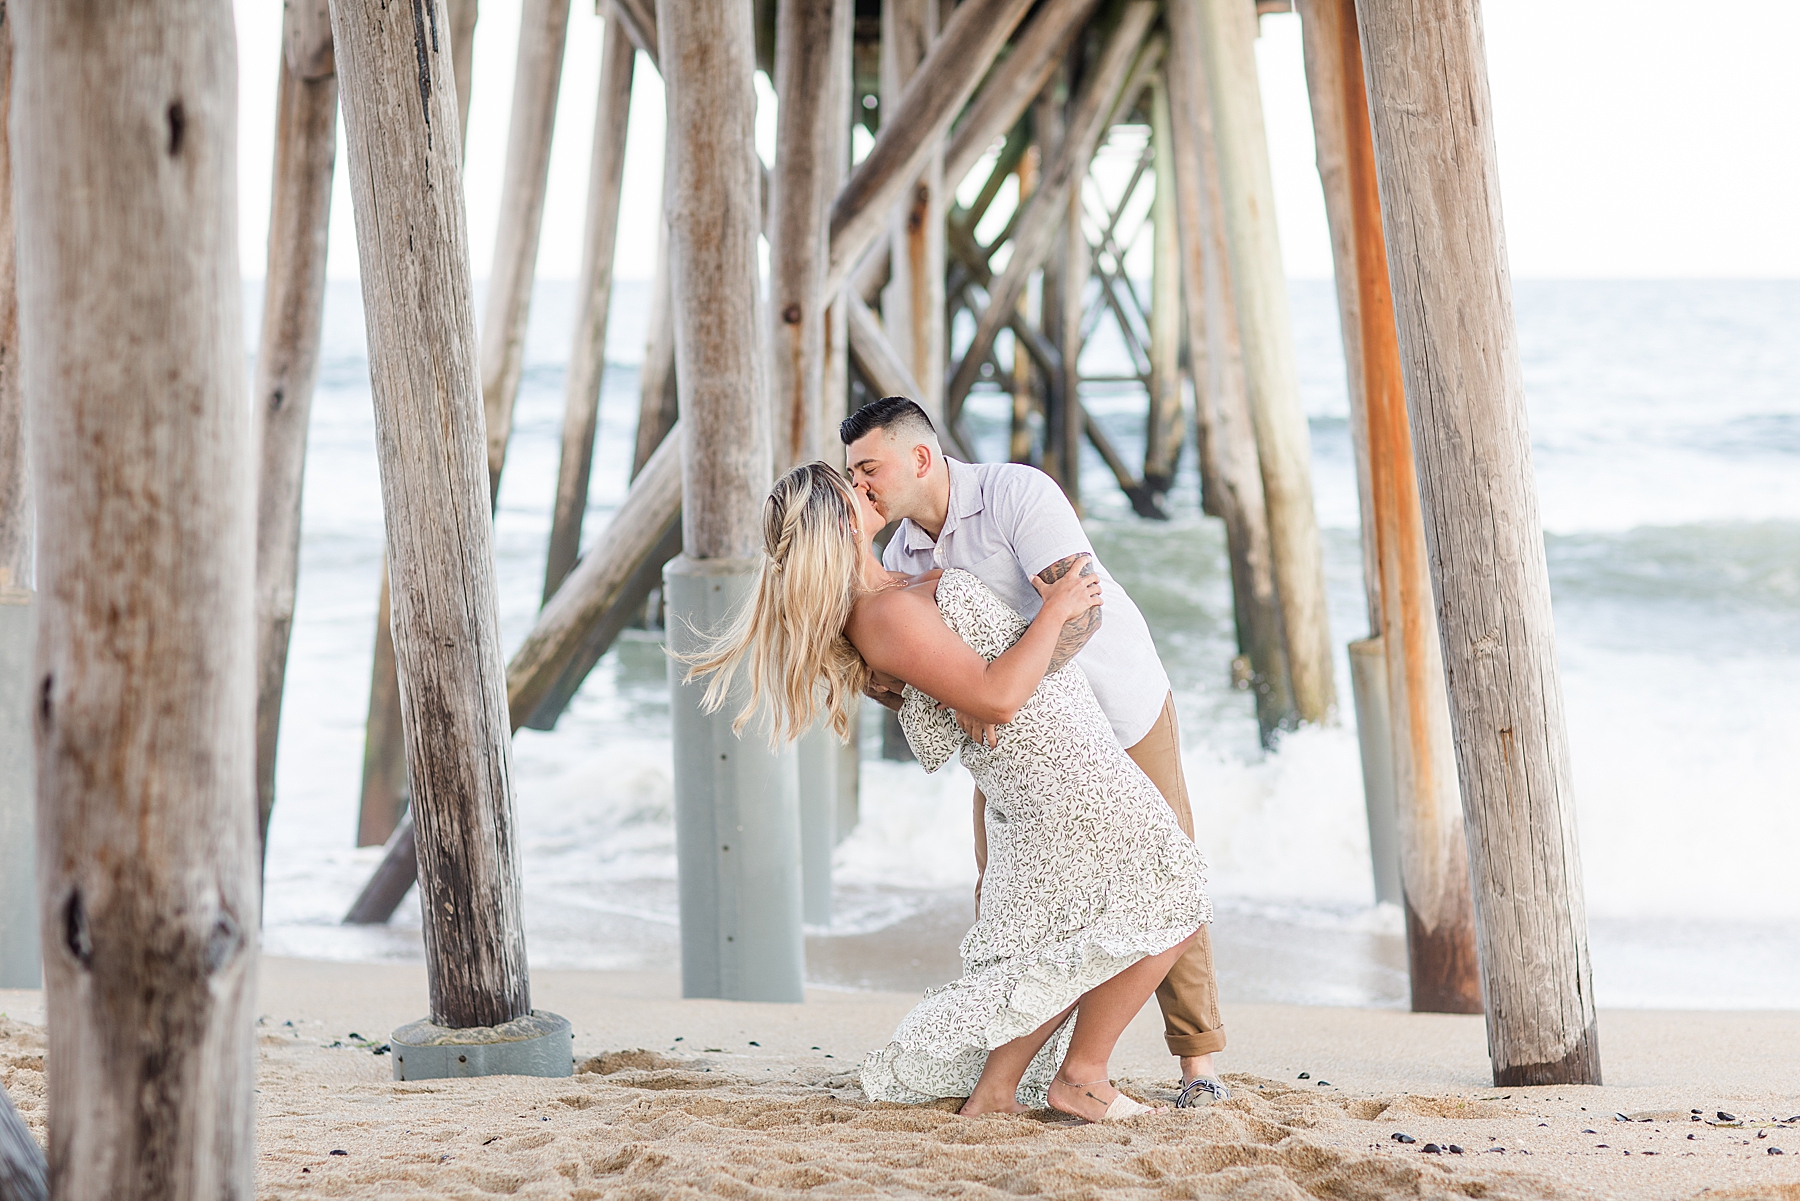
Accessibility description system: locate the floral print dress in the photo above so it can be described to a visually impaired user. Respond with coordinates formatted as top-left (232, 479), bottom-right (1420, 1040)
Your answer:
top-left (859, 569), bottom-right (1211, 1107)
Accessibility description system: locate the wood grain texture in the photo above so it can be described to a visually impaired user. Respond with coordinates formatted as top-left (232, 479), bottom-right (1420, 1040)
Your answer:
top-left (355, 0), bottom-right (480, 850)
top-left (1356, 0), bottom-right (1600, 1083)
top-left (942, 5), bottom-right (1159, 429)
top-left (942, 0), bottom-right (1102, 190)
top-left (1299, 0), bottom-right (1477, 1014)
top-left (480, 0), bottom-right (573, 501)
top-left (544, 15), bottom-right (635, 600)
top-left (770, 0), bottom-right (848, 470)
top-left (331, 0), bottom-right (532, 1029)
top-left (253, 38), bottom-right (338, 863)
top-left (825, 0), bottom-right (1033, 296)
top-left (879, 0), bottom-right (946, 416)
top-left (658, 0), bottom-right (769, 561)
top-left (1166, 0), bottom-right (1295, 740)
top-left (11, 1), bottom-right (260, 1194)
top-left (1190, 0), bottom-right (1336, 724)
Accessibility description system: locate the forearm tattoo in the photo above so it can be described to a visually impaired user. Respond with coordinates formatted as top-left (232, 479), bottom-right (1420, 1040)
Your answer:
top-left (1038, 553), bottom-right (1102, 673)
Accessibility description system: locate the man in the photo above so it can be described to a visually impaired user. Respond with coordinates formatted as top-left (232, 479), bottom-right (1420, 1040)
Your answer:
top-left (841, 396), bottom-right (1229, 1107)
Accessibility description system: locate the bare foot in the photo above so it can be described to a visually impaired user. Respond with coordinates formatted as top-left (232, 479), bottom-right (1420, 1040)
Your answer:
top-left (1048, 1074), bottom-right (1166, 1122)
top-left (957, 1093), bottom-right (1029, 1116)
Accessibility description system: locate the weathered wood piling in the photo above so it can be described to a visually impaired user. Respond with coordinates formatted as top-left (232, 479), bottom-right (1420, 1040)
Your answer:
top-left (659, 0), bottom-right (804, 1001)
top-left (0, 1081), bottom-right (46, 1201)
top-left (253, 0), bottom-right (339, 866)
top-left (1190, 0), bottom-right (1336, 725)
top-left (1165, 0), bottom-right (1296, 741)
top-left (330, 0), bottom-right (533, 1032)
top-left (1299, 0), bottom-right (1479, 1014)
top-left (480, 0), bottom-right (574, 504)
top-left (1356, 0), bottom-right (1602, 1083)
top-left (353, 0), bottom-right (481, 849)
top-left (544, 10), bottom-right (637, 601)
top-left (12, 0), bottom-right (260, 1190)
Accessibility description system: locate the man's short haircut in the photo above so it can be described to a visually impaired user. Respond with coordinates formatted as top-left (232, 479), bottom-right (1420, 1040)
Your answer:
top-left (839, 395), bottom-right (941, 449)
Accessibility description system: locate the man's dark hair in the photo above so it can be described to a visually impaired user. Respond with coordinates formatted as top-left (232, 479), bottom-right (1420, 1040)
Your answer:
top-left (838, 395), bottom-right (940, 448)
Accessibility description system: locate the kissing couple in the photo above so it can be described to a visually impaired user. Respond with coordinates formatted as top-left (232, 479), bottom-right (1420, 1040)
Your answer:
top-left (688, 397), bottom-right (1227, 1122)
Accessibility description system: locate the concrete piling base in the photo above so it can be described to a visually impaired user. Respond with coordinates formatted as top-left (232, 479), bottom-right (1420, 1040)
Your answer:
top-left (664, 555), bottom-right (806, 1003)
top-left (391, 1010), bottom-right (574, 1080)
top-left (0, 591), bottom-right (40, 990)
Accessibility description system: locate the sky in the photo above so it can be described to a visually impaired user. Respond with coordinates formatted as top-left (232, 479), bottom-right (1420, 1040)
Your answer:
top-left (233, 1), bottom-right (1800, 283)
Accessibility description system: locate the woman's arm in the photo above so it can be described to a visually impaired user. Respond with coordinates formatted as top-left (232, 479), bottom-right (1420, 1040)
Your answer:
top-left (847, 562), bottom-right (1101, 725)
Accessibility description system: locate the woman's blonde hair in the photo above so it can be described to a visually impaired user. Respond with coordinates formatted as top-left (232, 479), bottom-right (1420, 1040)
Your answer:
top-left (682, 461), bottom-right (872, 746)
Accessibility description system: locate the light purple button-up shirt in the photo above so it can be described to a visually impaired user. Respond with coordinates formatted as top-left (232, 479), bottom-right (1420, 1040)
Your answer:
top-left (881, 459), bottom-right (1170, 747)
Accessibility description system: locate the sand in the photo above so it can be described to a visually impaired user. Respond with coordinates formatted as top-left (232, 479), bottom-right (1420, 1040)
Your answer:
top-left (3, 957), bottom-right (1797, 1199)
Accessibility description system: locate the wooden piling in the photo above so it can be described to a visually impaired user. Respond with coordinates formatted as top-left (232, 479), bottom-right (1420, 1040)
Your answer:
top-left (942, 0), bottom-right (1104, 191)
top-left (354, 0), bottom-right (482, 849)
top-left (254, 9), bottom-right (339, 865)
top-left (825, 8), bottom-right (860, 844)
top-left (770, 0), bottom-right (846, 471)
top-left (1143, 74), bottom-right (1185, 499)
top-left (332, 0), bottom-right (533, 1029)
top-left (1188, 0), bottom-right (1337, 724)
top-left (772, 0), bottom-right (854, 926)
top-left (0, 11), bottom-right (39, 995)
top-left (0, 1081), bottom-right (46, 1201)
top-left (941, 6), bottom-right (1160, 445)
top-left (1299, 0), bottom-right (1479, 1013)
top-left (1356, 0), bottom-right (1601, 1084)
top-left (1010, 146), bottom-right (1041, 464)
top-left (1036, 76), bottom-right (1069, 489)
top-left (12, 0), bottom-right (259, 1189)
top-left (658, 0), bottom-right (804, 1002)
top-left (825, 0), bottom-right (1035, 297)
top-left (544, 14), bottom-right (636, 601)
top-left (1166, 0), bottom-right (1297, 740)
top-left (1057, 169), bottom-right (1090, 510)
top-left (480, 0), bottom-right (575, 503)
top-left (348, 438), bottom-right (684, 923)
top-left (880, 0), bottom-right (948, 416)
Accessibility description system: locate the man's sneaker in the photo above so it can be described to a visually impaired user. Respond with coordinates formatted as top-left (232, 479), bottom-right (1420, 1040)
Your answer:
top-left (1175, 1075), bottom-right (1230, 1108)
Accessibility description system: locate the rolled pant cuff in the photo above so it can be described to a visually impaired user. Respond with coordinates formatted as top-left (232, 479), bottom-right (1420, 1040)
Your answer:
top-left (1166, 1030), bottom-right (1227, 1058)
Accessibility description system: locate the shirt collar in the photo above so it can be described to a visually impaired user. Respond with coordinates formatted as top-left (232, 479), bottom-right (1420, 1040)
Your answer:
top-left (903, 459), bottom-right (983, 554)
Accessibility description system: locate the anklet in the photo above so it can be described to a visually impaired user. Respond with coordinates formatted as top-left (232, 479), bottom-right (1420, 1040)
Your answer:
top-left (1054, 1074), bottom-right (1109, 1089)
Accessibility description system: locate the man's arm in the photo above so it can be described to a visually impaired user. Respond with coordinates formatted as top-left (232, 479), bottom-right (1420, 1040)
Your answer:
top-left (1038, 553), bottom-right (1103, 672)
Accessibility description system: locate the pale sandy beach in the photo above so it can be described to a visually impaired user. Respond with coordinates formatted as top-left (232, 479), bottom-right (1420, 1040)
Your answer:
top-left (4, 957), bottom-right (1796, 1200)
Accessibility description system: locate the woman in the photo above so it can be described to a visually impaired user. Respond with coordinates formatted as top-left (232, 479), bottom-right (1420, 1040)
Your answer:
top-left (687, 463), bottom-right (1209, 1122)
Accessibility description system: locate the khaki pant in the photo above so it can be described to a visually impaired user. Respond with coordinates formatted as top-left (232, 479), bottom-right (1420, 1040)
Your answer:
top-left (1124, 693), bottom-right (1225, 1057)
top-left (975, 692), bottom-right (1225, 1058)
